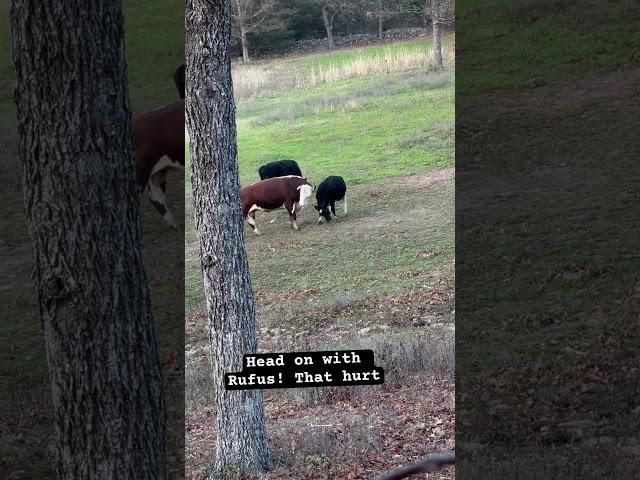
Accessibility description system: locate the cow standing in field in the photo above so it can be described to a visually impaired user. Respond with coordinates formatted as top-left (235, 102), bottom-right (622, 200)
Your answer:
top-left (174, 64), bottom-right (185, 99)
top-left (241, 176), bottom-right (314, 235)
top-left (133, 99), bottom-right (184, 228)
top-left (258, 159), bottom-right (302, 180)
top-left (315, 175), bottom-right (347, 223)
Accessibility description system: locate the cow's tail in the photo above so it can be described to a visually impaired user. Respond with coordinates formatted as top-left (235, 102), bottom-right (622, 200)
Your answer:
top-left (343, 191), bottom-right (348, 215)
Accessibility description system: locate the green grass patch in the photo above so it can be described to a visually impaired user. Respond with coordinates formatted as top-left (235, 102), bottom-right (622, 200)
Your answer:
top-left (185, 40), bottom-right (456, 322)
top-left (458, 0), bottom-right (640, 93)
top-left (185, 40), bottom-right (455, 189)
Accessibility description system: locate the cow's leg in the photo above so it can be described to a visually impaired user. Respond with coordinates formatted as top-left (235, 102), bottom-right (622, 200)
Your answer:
top-left (148, 169), bottom-right (177, 229)
top-left (247, 212), bottom-right (261, 235)
top-left (247, 205), bottom-right (261, 235)
top-left (343, 192), bottom-right (348, 215)
top-left (285, 200), bottom-right (298, 230)
top-left (331, 201), bottom-right (337, 217)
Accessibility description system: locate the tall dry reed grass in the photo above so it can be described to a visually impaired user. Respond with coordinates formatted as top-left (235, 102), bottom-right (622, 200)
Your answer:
top-left (231, 44), bottom-right (454, 101)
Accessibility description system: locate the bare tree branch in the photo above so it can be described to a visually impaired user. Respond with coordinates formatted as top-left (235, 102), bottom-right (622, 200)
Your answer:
top-left (231, 0), bottom-right (285, 61)
top-left (374, 453), bottom-right (455, 480)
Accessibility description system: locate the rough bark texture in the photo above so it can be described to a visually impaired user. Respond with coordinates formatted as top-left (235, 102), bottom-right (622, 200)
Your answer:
top-left (432, 0), bottom-right (444, 71)
top-left (185, 0), bottom-right (271, 478)
top-left (10, 0), bottom-right (167, 478)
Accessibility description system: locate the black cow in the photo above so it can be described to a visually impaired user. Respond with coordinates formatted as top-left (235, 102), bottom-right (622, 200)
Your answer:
top-left (314, 176), bottom-right (347, 223)
top-left (258, 159), bottom-right (302, 180)
top-left (174, 64), bottom-right (185, 99)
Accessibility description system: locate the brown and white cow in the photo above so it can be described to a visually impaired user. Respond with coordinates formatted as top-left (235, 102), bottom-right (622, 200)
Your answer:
top-left (132, 99), bottom-right (184, 228)
top-left (240, 176), bottom-right (314, 235)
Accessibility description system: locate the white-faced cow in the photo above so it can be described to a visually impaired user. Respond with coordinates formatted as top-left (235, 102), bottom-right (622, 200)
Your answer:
top-left (258, 159), bottom-right (302, 180)
top-left (241, 176), bottom-right (314, 235)
top-left (315, 175), bottom-right (347, 223)
top-left (133, 99), bottom-right (184, 229)
top-left (174, 64), bottom-right (185, 99)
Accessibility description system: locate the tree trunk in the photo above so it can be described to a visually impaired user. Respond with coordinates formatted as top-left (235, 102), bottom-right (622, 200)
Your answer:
top-left (240, 25), bottom-right (250, 63)
top-left (185, 0), bottom-right (271, 478)
top-left (432, 0), bottom-right (444, 71)
top-left (321, 4), bottom-right (334, 47)
top-left (10, 0), bottom-right (167, 478)
top-left (378, 0), bottom-right (384, 39)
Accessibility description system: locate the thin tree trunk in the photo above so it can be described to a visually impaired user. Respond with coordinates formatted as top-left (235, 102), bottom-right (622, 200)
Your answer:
top-left (321, 4), bottom-right (334, 46)
top-left (10, 0), bottom-right (167, 478)
top-left (240, 25), bottom-right (250, 63)
top-left (378, 0), bottom-right (384, 39)
top-left (432, 0), bottom-right (444, 71)
top-left (185, 0), bottom-right (271, 478)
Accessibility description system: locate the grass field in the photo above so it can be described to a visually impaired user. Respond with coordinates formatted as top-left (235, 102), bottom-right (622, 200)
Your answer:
top-left (185, 37), bottom-right (455, 479)
top-left (0, 1), bottom-right (184, 477)
top-left (458, 0), bottom-right (640, 93)
top-left (456, 0), bottom-right (640, 476)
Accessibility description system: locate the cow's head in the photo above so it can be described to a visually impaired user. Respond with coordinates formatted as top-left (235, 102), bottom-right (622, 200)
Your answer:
top-left (296, 178), bottom-right (314, 207)
top-left (314, 204), bottom-right (332, 223)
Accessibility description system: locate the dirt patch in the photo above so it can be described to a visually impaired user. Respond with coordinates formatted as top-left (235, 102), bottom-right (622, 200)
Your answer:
top-left (341, 204), bottom-right (443, 234)
top-left (383, 167), bottom-right (454, 189)
top-left (473, 68), bottom-right (640, 115)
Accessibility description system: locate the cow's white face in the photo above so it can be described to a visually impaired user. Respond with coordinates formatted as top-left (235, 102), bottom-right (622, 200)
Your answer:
top-left (297, 184), bottom-right (314, 207)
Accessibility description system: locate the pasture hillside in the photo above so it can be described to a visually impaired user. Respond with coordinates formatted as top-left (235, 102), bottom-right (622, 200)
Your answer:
top-left (185, 37), bottom-right (455, 479)
top-left (458, 0), bottom-right (640, 93)
top-left (0, 2), bottom-right (184, 478)
top-left (457, 0), bottom-right (640, 477)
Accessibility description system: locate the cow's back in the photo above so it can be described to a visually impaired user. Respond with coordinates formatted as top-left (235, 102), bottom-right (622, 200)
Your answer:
top-left (258, 159), bottom-right (302, 180)
top-left (317, 176), bottom-right (346, 199)
top-left (133, 100), bottom-right (185, 186)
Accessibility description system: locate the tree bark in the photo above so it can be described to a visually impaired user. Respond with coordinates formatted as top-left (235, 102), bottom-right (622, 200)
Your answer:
top-left (10, 0), bottom-right (167, 478)
top-left (321, 4), bottom-right (334, 46)
top-left (185, 0), bottom-right (271, 478)
top-left (432, 0), bottom-right (444, 71)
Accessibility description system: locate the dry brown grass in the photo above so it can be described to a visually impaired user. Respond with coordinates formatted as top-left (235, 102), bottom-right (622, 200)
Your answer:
top-left (231, 44), bottom-right (455, 101)
top-left (309, 47), bottom-right (454, 86)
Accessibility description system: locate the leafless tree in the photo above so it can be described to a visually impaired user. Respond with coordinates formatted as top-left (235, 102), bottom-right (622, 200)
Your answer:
top-left (423, 0), bottom-right (454, 71)
top-left (360, 0), bottom-right (411, 40)
top-left (314, 0), bottom-right (357, 46)
top-left (232, 0), bottom-right (284, 62)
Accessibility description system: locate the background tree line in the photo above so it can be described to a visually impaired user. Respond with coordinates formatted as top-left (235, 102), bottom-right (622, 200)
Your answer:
top-left (231, 0), bottom-right (455, 61)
